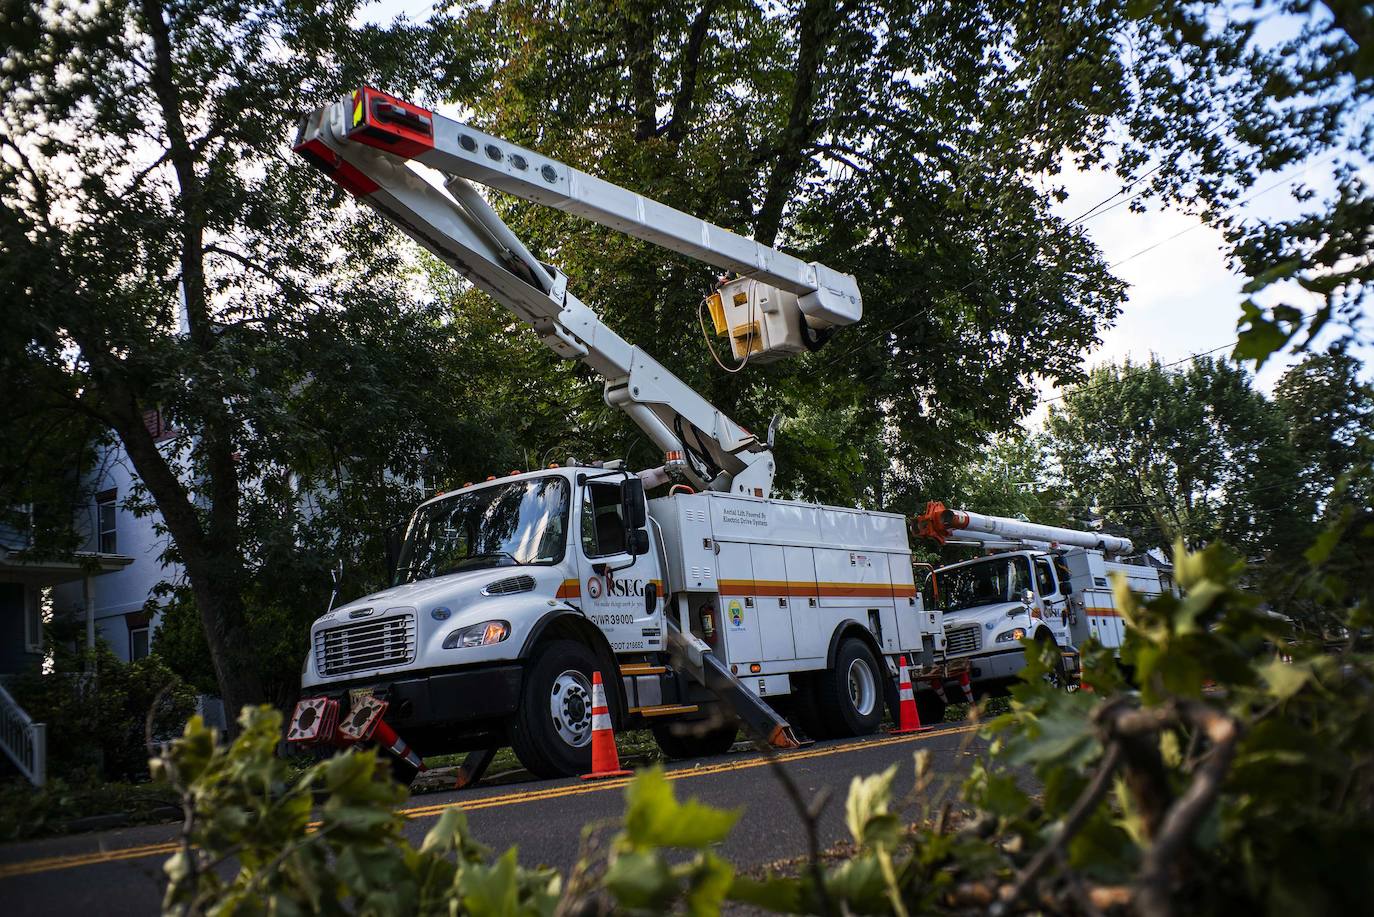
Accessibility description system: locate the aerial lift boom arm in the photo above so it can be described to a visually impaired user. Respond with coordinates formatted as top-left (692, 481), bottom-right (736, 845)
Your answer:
top-left (293, 87), bottom-right (863, 496)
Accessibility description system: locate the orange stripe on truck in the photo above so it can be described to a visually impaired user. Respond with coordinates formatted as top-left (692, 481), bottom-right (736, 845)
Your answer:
top-left (718, 579), bottom-right (917, 599)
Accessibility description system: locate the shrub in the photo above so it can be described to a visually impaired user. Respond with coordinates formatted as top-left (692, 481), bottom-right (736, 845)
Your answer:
top-left (9, 639), bottom-right (197, 781)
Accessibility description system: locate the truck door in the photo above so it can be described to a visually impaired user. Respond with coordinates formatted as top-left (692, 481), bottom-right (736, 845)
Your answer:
top-left (575, 478), bottom-right (664, 654)
top-left (1034, 556), bottom-right (1071, 644)
top-left (751, 544), bottom-right (796, 661)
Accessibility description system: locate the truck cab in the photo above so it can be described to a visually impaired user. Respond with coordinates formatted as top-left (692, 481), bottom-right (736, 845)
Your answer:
top-left (922, 550), bottom-right (1077, 693)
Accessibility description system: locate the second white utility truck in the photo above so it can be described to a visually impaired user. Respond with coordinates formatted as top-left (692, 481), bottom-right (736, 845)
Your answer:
top-left (287, 88), bottom-right (944, 780)
top-left (914, 502), bottom-right (1167, 719)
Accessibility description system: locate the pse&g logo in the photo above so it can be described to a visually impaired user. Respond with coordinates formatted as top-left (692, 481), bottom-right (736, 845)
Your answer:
top-left (586, 574), bottom-right (648, 600)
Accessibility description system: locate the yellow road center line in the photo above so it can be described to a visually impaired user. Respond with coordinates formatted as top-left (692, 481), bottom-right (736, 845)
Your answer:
top-left (0, 724), bottom-right (981, 879)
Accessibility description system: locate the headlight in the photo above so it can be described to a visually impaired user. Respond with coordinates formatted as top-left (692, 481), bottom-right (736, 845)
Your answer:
top-left (995, 627), bottom-right (1026, 644)
top-left (443, 620), bottom-right (510, 649)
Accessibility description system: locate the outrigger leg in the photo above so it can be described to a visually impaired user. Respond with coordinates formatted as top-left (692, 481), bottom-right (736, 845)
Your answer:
top-left (453, 747), bottom-right (499, 789)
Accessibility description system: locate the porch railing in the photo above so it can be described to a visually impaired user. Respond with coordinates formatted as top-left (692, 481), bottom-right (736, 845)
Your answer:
top-left (0, 679), bottom-right (45, 786)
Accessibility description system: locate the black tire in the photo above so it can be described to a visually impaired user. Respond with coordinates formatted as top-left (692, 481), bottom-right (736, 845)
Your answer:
top-left (1035, 632), bottom-right (1069, 688)
top-left (882, 667), bottom-right (901, 727)
top-left (507, 639), bottom-right (605, 778)
top-left (817, 638), bottom-right (885, 737)
top-left (785, 674), bottom-right (830, 740)
top-left (915, 691), bottom-right (947, 727)
top-left (651, 716), bottom-right (739, 760)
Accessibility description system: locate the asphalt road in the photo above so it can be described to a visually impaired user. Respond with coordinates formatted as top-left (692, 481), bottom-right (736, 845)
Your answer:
top-left (0, 723), bottom-right (986, 915)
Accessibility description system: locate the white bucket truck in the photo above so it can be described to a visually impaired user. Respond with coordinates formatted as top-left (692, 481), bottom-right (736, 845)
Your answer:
top-left (913, 503), bottom-right (1167, 716)
top-left (286, 88), bottom-right (944, 781)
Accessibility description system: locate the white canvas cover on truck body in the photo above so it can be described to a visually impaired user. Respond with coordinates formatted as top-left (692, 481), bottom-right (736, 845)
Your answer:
top-left (650, 492), bottom-right (934, 678)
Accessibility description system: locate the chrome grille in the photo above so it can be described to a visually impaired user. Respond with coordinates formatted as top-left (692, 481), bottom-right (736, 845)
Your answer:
top-left (945, 624), bottom-right (982, 656)
top-left (315, 613), bottom-right (416, 677)
top-left (483, 574), bottom-right (535, 596)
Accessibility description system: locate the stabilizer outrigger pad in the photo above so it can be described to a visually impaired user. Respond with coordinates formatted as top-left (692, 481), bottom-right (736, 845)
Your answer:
top-left (453, 747), bottom-right (499, 790)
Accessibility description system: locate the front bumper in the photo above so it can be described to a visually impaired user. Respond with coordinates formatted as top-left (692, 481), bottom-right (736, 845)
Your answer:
top-left (307, 662), bottom-right (524, 731)
top-left (910, 645), bottom-right (1082, 688)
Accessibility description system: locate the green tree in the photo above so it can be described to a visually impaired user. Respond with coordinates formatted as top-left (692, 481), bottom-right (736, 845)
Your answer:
top-left (1273, 347), bottom-right (1374, 510)
top-left (434, 0), bottom-right (1132, 512)
top-left (945, 431), bottom-right (1070, 528)
top-left (1046, 357), bottom-right (1303, 559)
top-left (0, 1), bottom-right (517, 712)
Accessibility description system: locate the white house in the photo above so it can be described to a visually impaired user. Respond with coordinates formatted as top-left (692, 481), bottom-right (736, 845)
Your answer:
top-left (52, 410), bottom-right (182, 663)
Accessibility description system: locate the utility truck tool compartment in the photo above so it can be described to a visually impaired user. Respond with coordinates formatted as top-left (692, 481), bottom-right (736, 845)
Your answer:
top-left (651, 491), bottom-right (931, 663)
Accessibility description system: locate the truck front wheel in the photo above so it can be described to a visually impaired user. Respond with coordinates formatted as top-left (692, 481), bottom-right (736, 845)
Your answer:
top-left (507, 639), bottom-right (603, 778)
top-left (818, 638), bottom-right (884, 737)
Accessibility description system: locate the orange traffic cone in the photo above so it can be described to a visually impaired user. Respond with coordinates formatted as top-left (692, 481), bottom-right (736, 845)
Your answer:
top-left (374, 719), bottom-right (427, 773)
top-left (581, 671), bottom-right (632, 780)
top-left (957, 670), bottom-right (975, 704)
top-left (888, 656), bottom-right (931, 734)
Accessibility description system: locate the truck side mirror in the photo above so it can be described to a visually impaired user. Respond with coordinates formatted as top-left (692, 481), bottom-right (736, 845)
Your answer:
top-left (1060, 581), bottom-right (1072, 596)
top-left (620, 477), bottom-right (647, 530)
top-left (1021, 588), bottom-right (1035, 606)
top-left (621, 477), bottom-right (649, 556)
top-left (645, 579), bottom-right (658, 613)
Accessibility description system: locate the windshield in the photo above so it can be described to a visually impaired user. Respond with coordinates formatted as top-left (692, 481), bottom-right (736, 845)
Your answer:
top-left (926, 556), bottom-right (1033, 613)
top-left (394, 477), bottom-right (569, 584)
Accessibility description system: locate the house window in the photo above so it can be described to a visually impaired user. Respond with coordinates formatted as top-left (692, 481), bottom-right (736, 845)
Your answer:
top-left (96, 488), bottom-right (117, 553)
top-left (129, 627), bottom-right (150, 661)
top-left (143, 408), bottom-right (176, 443)
top-left (23, 588), bottom-right (42, 654)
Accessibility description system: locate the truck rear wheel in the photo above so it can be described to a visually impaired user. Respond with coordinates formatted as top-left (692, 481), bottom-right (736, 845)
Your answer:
top-left (651, 717), bottom-right (738, 760)
top-left (818, 638), bottom-right (884, 737)
top-left (507, 639), bottom-right (602, 778)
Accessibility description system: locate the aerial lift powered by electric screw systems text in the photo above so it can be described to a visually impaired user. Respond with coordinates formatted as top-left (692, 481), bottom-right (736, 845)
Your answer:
top-left (286, 87), bottom-right (946, 782)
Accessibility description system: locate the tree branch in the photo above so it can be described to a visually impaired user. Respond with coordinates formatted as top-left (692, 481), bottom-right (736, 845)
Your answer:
top-left (752, 0), bottom-right (842, 246)
top-left (661, 0), bottom-right (719, 143)
top-left (1134, 703), bottom-right (1239, 917)
top-left (993, 741), bottom-right (1124, 914)
top-left (623, 1), bottom-right (658, 142)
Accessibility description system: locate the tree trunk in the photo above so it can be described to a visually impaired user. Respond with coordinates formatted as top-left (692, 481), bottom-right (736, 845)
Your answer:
top-left (136, 0), bottom-right (263, 722)
top-left (624, 1), bottom-right (658, 142)
top-left (753, 0), bottom-right (840, 247)
top-left (101, 386), bottom-right (264, 722)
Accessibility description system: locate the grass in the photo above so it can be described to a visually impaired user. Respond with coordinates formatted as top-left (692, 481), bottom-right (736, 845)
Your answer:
top-left (0, 774), bottom-right (181, 842)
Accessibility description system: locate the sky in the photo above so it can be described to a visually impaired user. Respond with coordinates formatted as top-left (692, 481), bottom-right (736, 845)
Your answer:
top-left (358, 0), bottom-right (1371, 424)
top-left (1033, 151), bottom-right (1374, 425)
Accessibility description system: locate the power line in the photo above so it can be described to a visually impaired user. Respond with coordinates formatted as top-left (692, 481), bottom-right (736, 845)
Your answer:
top-left (812, 149), bottom-right (1337, 375)
top-left (1064, 161), bottom-right (1166, 228)
top-left (1107, 149), bottom-right (1339, 272)
top-left (810, 156), bottom-right (1170, 373)
top-left (1039, 340), bottom-right (1238, 405)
